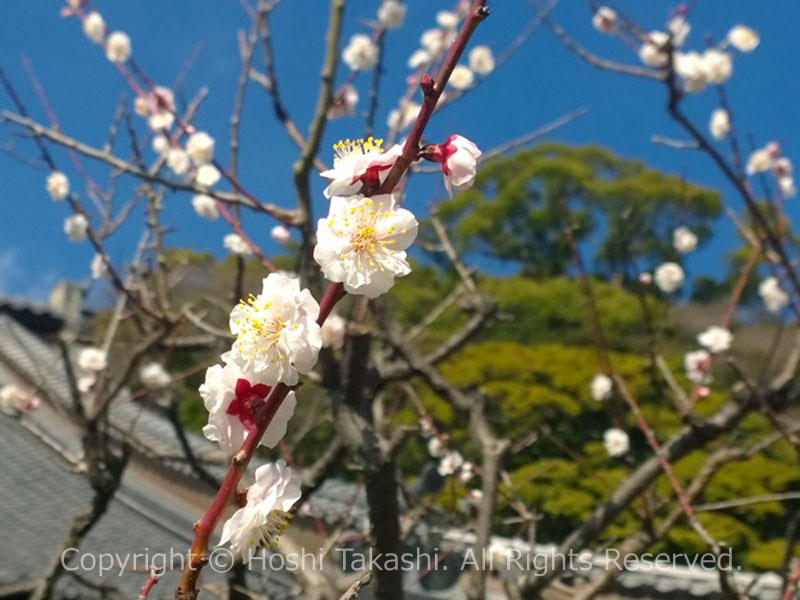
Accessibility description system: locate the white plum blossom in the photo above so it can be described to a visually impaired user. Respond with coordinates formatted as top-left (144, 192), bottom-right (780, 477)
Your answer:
top-left (76, 375), bottom-right (96, 394)
top-left (667, 15), bottom-right (690, 47)
top-left (387, 100), bottom-right (420, 132)
top-left (779, 176), bottom-right (796, 198)
top-left (328, 84), bottom-right (359, 119)
top-left (140, 362), bottom-right (171, 390)
top-left (746, 146), bottom-right (775, 175)
top-left (654, 262), bottom-right (684, 293)
top-left (64, 214), bottom-right (89, 242)
top-left (0, 385), bottom-right (39, 413)
top-left (448, 65), bottom-right (474, 90)
top-left (468, 45), bottom-right (495, 75)
top-left (458, 461), bottom-right (475, 484)
top-left (105, 31), bottom-right (131, 63)
top-left (135, 87), bottom-right (176, 131)
top-left (603, 428), bottom-right (630, 457)
top-left (438, 450), bottom-right (464, 476)
top-left (78, 347), bottom-right (107, 372)
top-left (709, 109), bottom-right (731, 141)
top-left (225, 273), bottom-right (322, 385)
top-left (674, 52), bottom-right (706, 93)
top-left (592, 7), bottom-right (617, 34)
top-left (684, 349), bottom-right (712, 385)
top-left (83, 12), bottom-right (105, 43)
top-left (590, 373), bottom-right (613, 402)
top-left (152, 134), bottom-right (170, 157)
top-left (195, 164), bottom-right (222, 186)
top-left (313, 194), bottom-right (418, 298)
top-left (673, 226), bottom-right (698, 254)
top-left (200, 363), bottom-right (297, 454)
top-left (421, 28), bottom-right (454, 56)
top-left (407, 49), bottom-right (431, 69)
top-left (773, 157), bottom-right (793, 178)
top-left (320, 137), bottom-right (402, 198)
top-left (321, 312), bottom-right (346, 349)
top-left (224, 233), bottom-right (253, 256)
top-left (342, 34), bottom-right (379, 71)
top-left (436, 10), bottom-right (459, 29)
top-left (433, 134), bottom-right (481, 196)
top-left (697, 326), bottom-right (733, 354)
top-left (186, 132), bottom-right (215, 165)
top-left (219, 460), bottom-right (301, 561)
top-left (701, 49), bottom-right (732, 85)
top-left (427, 436), bottom-right (445, 458)
top-left (167, 147), bottom-right (190, 175)
top-left (90, 253), bottom-right (107, 279)
top-left (759, 277), bottom-right (789, 314)
top-left (728, 25), bottom-right (759, 53)
top-left (378, 0), bottom-right (406, 29)
top-left (271, 225), bottom-right (291, 246)
top-left (639, 32), bottom-right (669, 68)
top-left (638, 272), bottom-right (653, 286)
top-left (46, 171), bottom-right (69, 200)
top-left (192, 194), bottom-right (219, 220)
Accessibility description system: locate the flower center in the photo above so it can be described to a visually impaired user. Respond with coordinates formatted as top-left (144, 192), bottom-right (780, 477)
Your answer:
top-left (235, 294), bottom-right (287, 358)
top-left (332, 136), bottom-right (384, 163)
top-left (249, 510), bottom-right (293, 549)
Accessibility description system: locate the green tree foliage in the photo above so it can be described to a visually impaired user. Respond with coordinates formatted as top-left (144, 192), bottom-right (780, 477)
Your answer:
top-left (434, 143), bottom-right (722, 280)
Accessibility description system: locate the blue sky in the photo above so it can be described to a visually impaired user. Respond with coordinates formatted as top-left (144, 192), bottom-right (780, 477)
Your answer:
top-left (1, 0), bottom-right (798, 302)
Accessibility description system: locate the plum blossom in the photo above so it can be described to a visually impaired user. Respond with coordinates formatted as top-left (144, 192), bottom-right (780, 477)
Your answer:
top-left (639, 32), bottom-right (669, 68)
top-left (438, 450), bottom-right (464, 476)
top-left (46, 171), bottom-right (69, 200)
top-left (592, 7), bottom-right (617, 34)
top-left (225, 273), bottom-right (322, 385)
top-left (468, 45), bottom-right (495, 75)
top-left (654, 262), bottom-right (684, 293)
top-left (342, 34), bottom-right (379, 71)
top-left (448, 65), bottom-right (474, 90)
top-left (407, 49), bottom-right (431, 69)
top-left (90, 253), bottom-right (107, 279)
top-left (200, 363), bottom-right (297, 454)
top-left (638, 272), bottom-right (653, 286)
top-left (421, 28), bottom-right (454, 56)
top-left (430, 134), bottom-right (481, 196)
top-left (167, 147), bottom-right (190, 175)
top-left (436, 10), bottom-right (459, 29)
top-left (152, 135), bottom-right (170, 157)
top-left (140, 362), bottom-right (171, 390)
top-left (747, 145), bottom-right (776, 175)
top-left (64, 214), bottom-right (89, 242)
top-left (684, 349), bottom-right (712, 385)
top-left (697, 326), bottom-right (733, 354)
top-left (728, 25), bottom-right (759, 53)
top-left (458, 461), bottom-right (475, 484)
top-left (105, 31), bottom-right (131, 63)
top-left (135, 87), bottom-right (175, 131)
top-left (427, 437), bottom-right (446, 458)
top-left (590, 373), bottom-right (613, 402)
top-left (219, 460), bottom-right (301, 561)
top-left (674, 52), bottom-right (706, 93)
top-left (192, 194), bottom-right (219, 220)
top-left (83, 12), bottom-right (105, 43)
top-left (320, 137), bottom-right (402, 198)
top-left (271, 225), bottom-right (291, 246)
top-left (78, 347), bottom-right (107, 372)
top-left (224, 233), bottom-right (253, 256)
top-left (667, 15), bottom-right (690, 47)
top-left (321, 312), bottom-right (346, 349)
top-left (313, 194), bottom-right (418, 298)
top-left (387, 100), bottom-right (420, 132)
top-left (0, 384), bottom-right (40, 413)
top-left (759, 277), bottom-right (789, 314)
top-left (700, 49), bottom-right (732, 85)
top-left (603, 428), bottom-right (630, 457)
top-left (673, 226), bottom-right (698, 254)
top-left (328, 84), bottom-right (359, 119)
top-left (779, 176), bottom-right (796, 198)
top-left (186, 132), bottom-right (215, 165)
top-left (77, 375), bottom-right (96, 394)
top-left (195, 164), bottom-right (222, 186)
top-left (378, 0), bottom-right (406, 29)
top-left (709, 109), bottom-right (731, 141)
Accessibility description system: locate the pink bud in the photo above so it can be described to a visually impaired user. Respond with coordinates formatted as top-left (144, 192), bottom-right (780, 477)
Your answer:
top-left (638, 272), bottom-right (653, 285)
